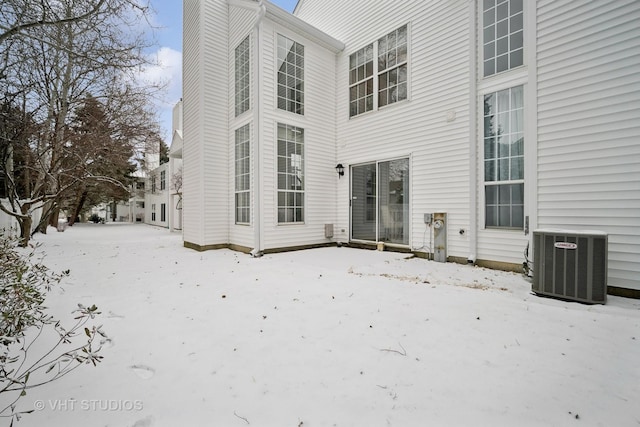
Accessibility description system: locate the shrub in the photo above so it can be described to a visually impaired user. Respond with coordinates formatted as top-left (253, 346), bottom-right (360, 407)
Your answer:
top-left (0, 237), bottom-right (106, 425)
top-left (88, 214), bottom-right (103, 224)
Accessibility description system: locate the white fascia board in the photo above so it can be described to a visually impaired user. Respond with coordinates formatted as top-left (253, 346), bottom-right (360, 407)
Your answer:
top-left (227, 0), bottom-right (343, 52)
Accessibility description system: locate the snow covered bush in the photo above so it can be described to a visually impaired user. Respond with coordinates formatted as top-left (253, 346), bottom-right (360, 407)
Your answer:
top-left (0, 236), bottom-right (106, 425)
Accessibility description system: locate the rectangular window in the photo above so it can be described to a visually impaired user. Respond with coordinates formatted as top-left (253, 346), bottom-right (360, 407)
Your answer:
top-left (484, 85), bottom-right (524, 228)
top-left (349, 24), bottom-right (409, 118)
top-left (349, 44), bottom-right (374, 117)
top-left (378, 25), bottom-right (408, 108)
top-left (160, 170), bottom-right (166, 191)
top-left (277, 34), bottom-right (304, 115)
top-left (151, 204), bottom-right (156, 221)
top-left (235, 35), bottom-right (250, 116)
top-left (482, 0), bottom-right (524, 77)
top-left (151, 176), bottom-right (156, 193)
top-left (160, 203), bottom-right (166, 222)
top-left (235, 124), bottom-right (251, 224)
top-left (277, 123), bottom-right (304, 223)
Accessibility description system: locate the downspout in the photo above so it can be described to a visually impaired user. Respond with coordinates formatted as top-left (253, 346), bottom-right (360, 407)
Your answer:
top-left (250, 1), bottom-right (266, 257)
top-left (468, 0), bottom-right (478, 264)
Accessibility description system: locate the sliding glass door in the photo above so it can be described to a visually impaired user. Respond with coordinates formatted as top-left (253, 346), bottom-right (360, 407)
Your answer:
top-left (351, 163), bottom-right (377, 241)
top-left (351, 159), bottom-right (409, 245)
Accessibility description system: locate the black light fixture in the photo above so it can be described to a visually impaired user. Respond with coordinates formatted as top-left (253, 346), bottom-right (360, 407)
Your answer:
top-left (335, 163), bottom-right (345, 178)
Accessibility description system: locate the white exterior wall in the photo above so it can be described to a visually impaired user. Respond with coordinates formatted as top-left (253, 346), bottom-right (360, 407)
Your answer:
top-left (298, 1), bottom-right (474, 260)
top-left (144, 163), bottom-right (171, 228)
top-left (182, 0), bottom-right (229, 247)
top-left (535, 0), bottom-right (640, 290)
top-left (259, 19), bottom-right (339, 250)
top-left (0, 201), bottom-right (43, 235)
top-left (181, 0), bottom-right (639, 292)
top-left (0, 200), bottom-right (19, 233)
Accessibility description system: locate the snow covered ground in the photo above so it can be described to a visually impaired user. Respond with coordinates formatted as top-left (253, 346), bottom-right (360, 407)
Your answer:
top-left (10, 223), bottom-right (640, 427)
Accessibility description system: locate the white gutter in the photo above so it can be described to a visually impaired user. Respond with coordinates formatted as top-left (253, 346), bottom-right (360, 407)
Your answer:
top-left (227, 0), bottom-right (267, 256)
top-left (468, 0), bottom-right (477, 264)
top-left (251, 2), bottom-right (266, 257)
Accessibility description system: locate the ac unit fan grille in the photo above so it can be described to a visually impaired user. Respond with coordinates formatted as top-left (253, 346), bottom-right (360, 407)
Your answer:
top-left (533, 230), bottom-right (607, 304)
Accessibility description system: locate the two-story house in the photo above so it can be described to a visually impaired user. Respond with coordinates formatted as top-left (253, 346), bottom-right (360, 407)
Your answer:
top-left (182, 0), bottom-right (640, 296)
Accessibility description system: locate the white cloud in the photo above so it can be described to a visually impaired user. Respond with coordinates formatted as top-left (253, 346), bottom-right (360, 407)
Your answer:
top-left (140, 46), bottom-right (182, 97)
top-left (137, 47), bottom-right (182, 144)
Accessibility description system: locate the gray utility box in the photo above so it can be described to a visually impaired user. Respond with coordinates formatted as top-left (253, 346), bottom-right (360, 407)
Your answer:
top-left (532, 229), bottom-right (607, 304)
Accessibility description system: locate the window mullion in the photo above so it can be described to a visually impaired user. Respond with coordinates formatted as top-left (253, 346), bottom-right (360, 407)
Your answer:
top-left (373, 42), bottom-right (378, 112)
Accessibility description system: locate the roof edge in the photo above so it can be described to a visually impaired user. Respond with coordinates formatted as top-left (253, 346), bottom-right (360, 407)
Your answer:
top-left (263, 0), bottom-right (344, 52)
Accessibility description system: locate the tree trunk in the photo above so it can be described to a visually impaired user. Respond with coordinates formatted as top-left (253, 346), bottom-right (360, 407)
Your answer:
top-left (49, 206), bottom-right (60, 227)
top-left (111, 200), bottom-right (117, 222)
top-left (68, 190), bottom-right (88, 226)
top-left (20, 216), bottom-right (32, 247)
top-left (18, 204), bottom-right (32, 247)
top-left (36, 200), bottom-right (53, 234)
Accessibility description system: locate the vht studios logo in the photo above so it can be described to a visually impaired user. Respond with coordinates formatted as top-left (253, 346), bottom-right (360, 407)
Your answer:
top-left (34, 399), bottom-right (143, 412)
top-left (554, 242), bottom-right (578, 250)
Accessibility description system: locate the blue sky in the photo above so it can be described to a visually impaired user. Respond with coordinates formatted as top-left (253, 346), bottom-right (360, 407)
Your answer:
top-left (148, 0), bottom-right (299, 145)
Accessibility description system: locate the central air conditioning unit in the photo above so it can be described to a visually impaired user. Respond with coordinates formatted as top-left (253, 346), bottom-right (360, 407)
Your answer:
top-left (532, 229), bottom-right (607, 304)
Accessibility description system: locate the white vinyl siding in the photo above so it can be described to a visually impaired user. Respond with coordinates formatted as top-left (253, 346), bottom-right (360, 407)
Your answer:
top-left (536, 0), bottom-right (640, 290)
top-left (261, 20), bottom-right (338, 250)
top-left (182, 0), bottom-right (230, 246)
top-left (182, 0), bottom-right (204, 244)
top-left (300, 1), bottom-right (472, 260)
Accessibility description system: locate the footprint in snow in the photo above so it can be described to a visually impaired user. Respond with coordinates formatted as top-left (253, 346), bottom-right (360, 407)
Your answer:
top-left (131, 416), bottom-right (155, 427)
top-left (107, 311), bottom-right (125, 319)
top-left (101, 337), bottom-right (115, 348)
top-left (129, 365), bottom-right (155, 379)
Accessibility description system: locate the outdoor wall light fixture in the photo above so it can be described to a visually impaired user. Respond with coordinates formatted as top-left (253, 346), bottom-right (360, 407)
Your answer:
top-left (335, 163), bottom-right (345, 178)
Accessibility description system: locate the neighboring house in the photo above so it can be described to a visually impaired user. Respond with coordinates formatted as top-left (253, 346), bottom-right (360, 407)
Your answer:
top-left (128, 172), bottom-right (146, 222)
top-left (182, 0), bottom-right (640, 296)
top-left (144, 101), bottom-right (184, 230)
top-left (169, 101), bottom-right (184, 232)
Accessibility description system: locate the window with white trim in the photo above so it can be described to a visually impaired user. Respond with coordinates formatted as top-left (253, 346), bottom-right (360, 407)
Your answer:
top-left (235, 35), bottom-right (250, 116)
top-left (277, 123), bottom-right (304, 223)
top-left (160, 170), bottom-right (166, 191)
top-left (482, 0), bottom-right (523, 77)
top-left (151, 203), bottom-right (156, 221)
top-left (160, 203), bottom-right (166, 222)
top-left (484, 85), bottom-right (524, 229)
top-left (235, 124), bottom-right (251, 224)
top-left (277, 34), bottom-right (304, 115)
top-left (378, 25), bottom-right (408, 107)
top-left (349, 44), bottom-right (374, 117)
top-left (349, 25), bottom-right (408, 118)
